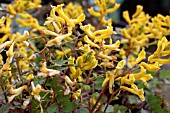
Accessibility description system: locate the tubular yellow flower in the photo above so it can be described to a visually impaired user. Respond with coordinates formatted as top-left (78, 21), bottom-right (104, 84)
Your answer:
top-left (68, 56), bottom-right (83, 79)
top-left (72, 13), bottom-right (85, 24)
top-left (102, 40), bottom-right (120, 50)
top-left (26, 74), bottom-right (34, 81)
top-left (131, 49), bottom-right (146, 68)
top-left (54, 4), bottom-right (75, 27)
top-left (123, 11), bottom-right (131, 24)
top-left (64, 75), bottom-right (75, 86)
top-left (42, 29), bottom-right (59, 36)
top-left (38, 62), bottom-right (60, 77)
top-left (121, 28), bottom-right (131, 39)
top-left (76, 52), bottom-right (98, 70)
top-left (0, 16), bottom-right (6, 24)
top-left (115, 60), bottom-right (125, 73)
top-left (49, 8), bottom-right (65, 24)
top-left (9, 85), bottom-right (27, 95)
top-left (133, 66), bottom-right (153, 85)
top-left (31, 82), bottom-right (42, 101)
top-left (80, 25), bottom-right (95, 39)
top-left (68, 56), bottom-right (76, 74)
top-left (46, 33), bottom-right (72, 47)
top-left (119, 49), bottom-right (126, 59)
top-left (121, 74), bottom-right (135, 85)
top-left (88, 7), bottom-right (101, 17)
top-left (98, 51), bottom-right (116, 60)
top-left (149, 58), bottom-right (170, 64)
top-left (100, 61), bottom-right (114, 68)
top-left (72, 89), bottom-right (81, 100)
top-left (84, 35), bottom-right (100, 48)
top-left (106, 3), bottom-right (120, 13)
top-left (6, 4), bottom-right (16, 15)
top-left (120, 85), bottom-right (145, 101)
top-left (56, 48), bottom-right (72, 59)
top-left (139, 62), bottom-right (160, 72)
top-left (63, 2), bottom-right (83, 19)
top-left (132, 5), bottom-right (143, 18)
top-left (102, 73), bottom-right (110, 87)
top-left (0, 41), bottom-right (12, 52)
top-left (109, 70), bottom-right (115, 93)
top-left (15, 30), bottom-right (29, 42)
top-left (6, 42), bottom-right (15, 63)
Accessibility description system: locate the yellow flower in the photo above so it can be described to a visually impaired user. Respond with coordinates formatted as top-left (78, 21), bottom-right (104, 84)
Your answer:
top-left (15, 30), bottom-right (29, 42)
top-left (76, 52), bottom-right (98, 70)
top-left (26, 74), bottom-right (34, 81)
top-left (9, 85), bottom-right (27, 95)
top-left (131, 49), bottom-right (146, 68)
top-left (106, 3), bottom-right (120, 13)
top-left (31, 82), bottom-right (42, 101)
top-left (139, 62), bottom-right (160, 72)
top-left (121, 74), bottom-right (135, 85)
top-left (102, 73), bottom-right (110, 87)
top-left (38, 62), bottom-right (60, 78)
top-left (133, 66), bottom-right (153, 85)
top-left (84, 35), bottom-right (100, 48)
top-left (102, 40), bottom-right (120, 50)
top-left (88, 7), bottom-right (101, 17)
top-left (120, 84), bottom-right (145, 101)
top-left (149, 58), bottom-right (170, 64)
top-left (68, 56), bottom-right (82, 79)
top-left (121, 28), bottom-right (131, 39)
top-left (64, 3), bottom-right (83, 19)
top-left (132, 5), bottom-right (143, 18)
top-left (6, 42), bottom-right (15, 64)
top-left (123, 11), bottom-right (131, 24)
top-left (100, 61), bottom-right (114, 68)
top-left (56, 48), bottom-right (72, 59)
top-left (98, 51), bottom-right (116, 60)
top-left (8, 85), bottom-right (28, 103)
top-left (46, 33), bottom-right (72, 47)
top-left (0, 41), bottom-right (12, 52)
top-left (114, 60), bottom-right (125, 74)
top-left (64, 76), bottom-right (76, 86)
top-left (72, 89), bottom-right (81, 100)
top-left (119, 49), bottom-right (126, 59)
top-left (109, 70), bottom-right (115, 93)
top-left (80, 24), bottom-right (95, 39)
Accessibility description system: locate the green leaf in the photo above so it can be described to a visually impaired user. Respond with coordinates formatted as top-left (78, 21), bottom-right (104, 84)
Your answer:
top-left (128, 95), bottom-right (138, 104)
top-left (65, 42), bottom-right (73, 48)
top-left (62, 102), bottom-right (76, 113)
top-left (94, 77), bottom-right (104, 90)
top-left (102, 105), bottom-right (114, 112)
top-left (0, 104), bottom-right (11, 113)
top-left (32, 109), bottom-right (41, 113)
top-left (54, 60), bottom-right (69, 66)
top-left (51, 76), bottom-right (62, 93)
top-left (147, 94), bottom-right (167, 113)
top-left (47, 103), bottom-right (59, 113)
top-left (160, 69), bottom-right (170, 79)
top-left (56, 92), bottom-right (70, 103)
top-left (77, 108), bottom-right (89, 113)
top-left (31, 99), bottom-right (41, 113)
top-left (57, 67), bottom-right (68, 70)
top-left (113, 104), bottom-right (128, 113)
top-left (31, 99), bottom-right (39, 108)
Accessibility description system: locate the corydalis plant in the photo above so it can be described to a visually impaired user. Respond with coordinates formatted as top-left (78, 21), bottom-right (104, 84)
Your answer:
top-left (0, 0), bottom-right (170, 113)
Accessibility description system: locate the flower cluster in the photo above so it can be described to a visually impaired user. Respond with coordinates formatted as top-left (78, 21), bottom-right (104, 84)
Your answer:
top-left (0, 0), bottom-right (170, 112)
